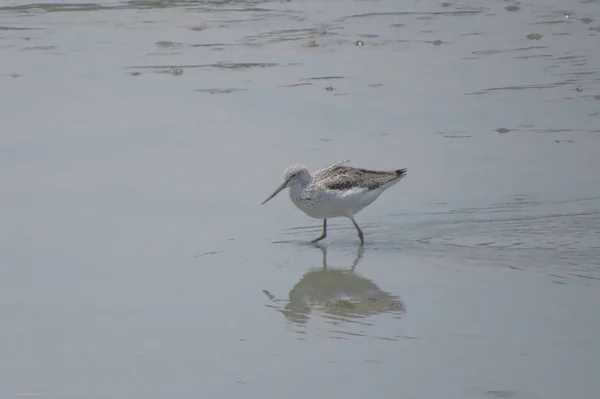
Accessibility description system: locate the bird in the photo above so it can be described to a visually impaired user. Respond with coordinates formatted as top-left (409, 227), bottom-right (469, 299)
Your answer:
top-left (261, 160), bottom-right (407, 245)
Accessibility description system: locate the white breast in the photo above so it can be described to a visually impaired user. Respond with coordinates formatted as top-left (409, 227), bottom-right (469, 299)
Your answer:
top-left (289, 184), bottom-right (379, 219)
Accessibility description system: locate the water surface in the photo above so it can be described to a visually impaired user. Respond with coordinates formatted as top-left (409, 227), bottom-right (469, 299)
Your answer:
top-left (1, 0), bottom-right (599, 398)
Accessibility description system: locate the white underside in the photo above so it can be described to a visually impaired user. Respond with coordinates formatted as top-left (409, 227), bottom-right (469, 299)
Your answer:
top-left (289, 178), bottom-right (401, 219)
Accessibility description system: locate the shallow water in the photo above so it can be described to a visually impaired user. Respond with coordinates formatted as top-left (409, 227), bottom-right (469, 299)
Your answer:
top-left (1, 0), bottom-right (599, 398)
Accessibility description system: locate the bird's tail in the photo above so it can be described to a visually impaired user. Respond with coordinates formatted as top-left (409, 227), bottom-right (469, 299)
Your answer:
top-left (395, 168), bottom-right (407, 179)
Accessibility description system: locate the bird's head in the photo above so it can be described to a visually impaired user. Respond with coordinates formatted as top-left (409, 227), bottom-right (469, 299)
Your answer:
top-left (261, 164), bottom-right (311, 205)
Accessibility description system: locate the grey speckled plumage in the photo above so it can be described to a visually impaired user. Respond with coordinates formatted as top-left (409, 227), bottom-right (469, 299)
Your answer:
top-left (262, 160), bottom-right (408, 245)
top-left (315, 162), bottom-right (407, 191)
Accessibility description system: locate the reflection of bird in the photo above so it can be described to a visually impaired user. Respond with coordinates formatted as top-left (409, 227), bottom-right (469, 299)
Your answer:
top-left (263, 245), bottom-right (405, 325)
top-left (261, 160), bottom-right (407, 244)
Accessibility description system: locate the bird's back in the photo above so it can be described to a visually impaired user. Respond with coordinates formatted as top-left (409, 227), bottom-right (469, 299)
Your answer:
top-left (314, 165), bottom-right (407, 192)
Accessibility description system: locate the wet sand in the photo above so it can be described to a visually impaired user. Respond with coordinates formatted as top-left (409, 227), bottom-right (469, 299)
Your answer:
top-left (1, 0), bottom-right (599, 398)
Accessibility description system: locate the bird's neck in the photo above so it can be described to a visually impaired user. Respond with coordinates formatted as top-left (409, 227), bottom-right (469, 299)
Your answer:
top-left (289, 178), bottom-right (311, 198)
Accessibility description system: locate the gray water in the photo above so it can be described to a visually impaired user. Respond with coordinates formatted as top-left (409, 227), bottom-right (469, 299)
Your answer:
top-left (1, 0), bottom-right (600, 398)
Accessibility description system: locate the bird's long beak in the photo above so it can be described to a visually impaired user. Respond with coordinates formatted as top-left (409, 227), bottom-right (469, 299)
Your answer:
top-left (261, 181), bottom-right (287, 205)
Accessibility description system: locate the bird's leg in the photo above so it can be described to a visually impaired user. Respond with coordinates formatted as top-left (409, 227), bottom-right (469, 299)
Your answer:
top-left (350, 216), bottom-right (364, 245)
top-left (311, 219), bottom-right (327, 243)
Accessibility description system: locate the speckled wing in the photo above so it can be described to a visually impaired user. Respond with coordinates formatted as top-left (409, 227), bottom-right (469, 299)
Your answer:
top-left (318, 167), bottom-right (407, 192)
top-left (311, 160), bottom-right (351, 181)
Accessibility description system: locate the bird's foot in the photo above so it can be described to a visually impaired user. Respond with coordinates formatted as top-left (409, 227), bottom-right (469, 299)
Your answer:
top-left (310, 235), bottom-right (326, 244)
